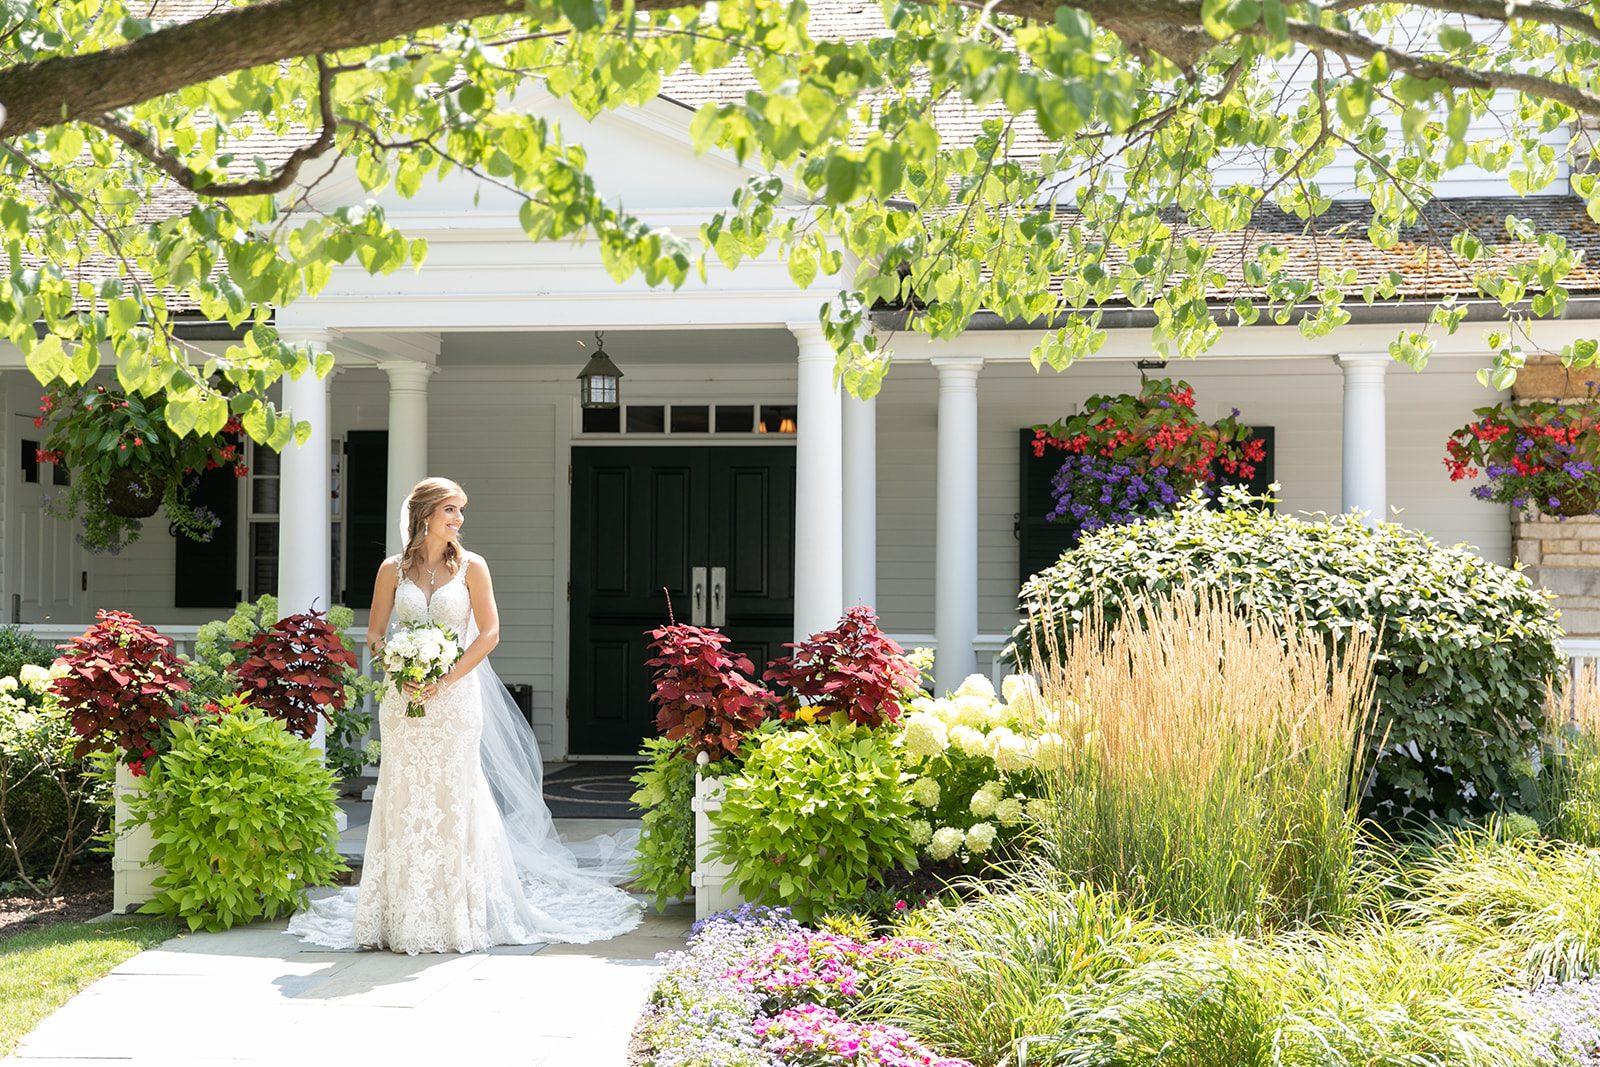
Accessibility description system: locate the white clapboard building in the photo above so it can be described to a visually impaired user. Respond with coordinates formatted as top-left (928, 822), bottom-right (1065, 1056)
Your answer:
top-left (5, 2), bottom-right (1600, 758)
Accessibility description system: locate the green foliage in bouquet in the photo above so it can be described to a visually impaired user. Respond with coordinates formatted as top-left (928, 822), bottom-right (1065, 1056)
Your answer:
top-left (129, 699), bottom-right (347, 932)
top-left (629, 735), bottom-right (697, 911)
top-left (712, 721), bottom-right (917, 922)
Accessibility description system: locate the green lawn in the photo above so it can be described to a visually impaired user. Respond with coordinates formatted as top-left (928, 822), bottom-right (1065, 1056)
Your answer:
top-left (0, 917), bottom-right (179, 1056)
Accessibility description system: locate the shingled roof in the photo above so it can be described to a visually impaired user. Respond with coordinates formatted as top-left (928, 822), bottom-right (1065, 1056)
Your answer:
top-left (30, 0), bottom-right (1600, 320)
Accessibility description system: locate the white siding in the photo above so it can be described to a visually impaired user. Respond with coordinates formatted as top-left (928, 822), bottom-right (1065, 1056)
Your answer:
top-left (10, 348), bottom-right (1514, 755)
top-left (871, 357), bottom-right (1512, 640)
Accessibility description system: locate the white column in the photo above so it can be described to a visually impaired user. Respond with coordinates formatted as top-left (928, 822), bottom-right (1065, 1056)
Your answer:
top-left (276, 330), bottom-right (333, 618)
top-left (1337, 353), bottom-right (1389, 523)
top-left (842, 388), bottom-right (877, 610)
top-left (933, 356), bottom-right (983, 694)
top-left (382, 361), bottom-right (436, 556)
top-left (790, 324), bottom-right (844, 639)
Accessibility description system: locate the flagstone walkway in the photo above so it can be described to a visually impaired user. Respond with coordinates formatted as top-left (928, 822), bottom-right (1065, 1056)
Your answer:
top-left (5, 813), bottom-right (682, 1066)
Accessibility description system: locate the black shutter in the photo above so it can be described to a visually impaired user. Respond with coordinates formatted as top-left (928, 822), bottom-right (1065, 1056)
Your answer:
top-left (1017, 425), bottom-right (1277, 587)
top-left (174, 468), bottom-right (240, 609)
top-left (343, 431), bottom-right (389, 608)
top-left (1017, 429), bottom-right (1081, 587)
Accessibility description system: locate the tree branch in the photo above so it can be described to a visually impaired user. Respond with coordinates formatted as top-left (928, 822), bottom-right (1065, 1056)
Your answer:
top-left (88, 56), bottom-right (339, 197)
top-left (1327, 0), bottom-right (1600, 44)
top-left (0, 0), bottom-right (532, 136)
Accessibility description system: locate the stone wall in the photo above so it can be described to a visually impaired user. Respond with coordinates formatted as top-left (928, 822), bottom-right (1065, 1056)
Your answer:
top-left (1515, 514), bottom-right (1600, 635)
top-left (1512, 357), bottom-right (1600, 636)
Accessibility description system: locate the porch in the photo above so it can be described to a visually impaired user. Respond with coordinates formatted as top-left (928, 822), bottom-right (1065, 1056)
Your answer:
top-left (1, 316), bottom-right (1580, 759)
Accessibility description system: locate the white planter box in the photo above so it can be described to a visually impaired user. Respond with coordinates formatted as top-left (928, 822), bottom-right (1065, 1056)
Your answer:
top-left (690, 767), bottom-right (744, 920)
top-left (111, 763), bottom-right (161, 914)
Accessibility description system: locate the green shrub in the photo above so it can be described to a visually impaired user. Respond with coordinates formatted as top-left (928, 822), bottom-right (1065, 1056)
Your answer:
top-left (1035, 926), bottom-right (1557, 1067)
top-left (629, 735), bottom-right (696, 910)
top-left (1403, 825), bottom-right (1600, 982)
top-left (711, 721), bottom-right (917, 922)
top-left (128, 701), bottom-right (347, 931)
top-left (1036, 587), bottom-right (1377, 933)
top-left (0, 670), bottom-right (109, 891)
top-left (1010, 491), bottom-right (1564, 822)
top-left (868, 873), bottom-right (1160, 1063)
top-left (873, 868), bottom-right (1559, 1067)
top-left (0, 627), bottom-right (58, 685)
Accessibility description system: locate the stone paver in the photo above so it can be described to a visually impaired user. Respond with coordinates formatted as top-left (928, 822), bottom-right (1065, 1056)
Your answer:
top-left (5, 817), bottom-right (687, 1067)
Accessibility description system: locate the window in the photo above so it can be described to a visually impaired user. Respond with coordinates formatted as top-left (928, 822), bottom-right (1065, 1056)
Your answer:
top-left (246, 443), bottom-right (280, 601)
top-left (577, 402), bottom-right (799, 436)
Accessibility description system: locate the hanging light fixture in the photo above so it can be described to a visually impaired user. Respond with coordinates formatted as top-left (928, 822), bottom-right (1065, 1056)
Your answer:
top-left (576, 331), bottom-right (623, 409)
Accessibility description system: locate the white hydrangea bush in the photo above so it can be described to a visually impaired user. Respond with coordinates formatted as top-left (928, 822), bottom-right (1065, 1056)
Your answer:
top-left (894, 671), bottom-right (1062, 868)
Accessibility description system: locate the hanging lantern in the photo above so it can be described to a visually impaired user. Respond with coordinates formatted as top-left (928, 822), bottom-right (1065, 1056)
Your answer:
top-left (577, 331), bottom-right (623, 409)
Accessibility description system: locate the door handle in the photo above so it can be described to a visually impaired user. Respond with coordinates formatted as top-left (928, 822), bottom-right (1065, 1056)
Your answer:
top-left (691, 566), bottom-right (707, 626)
top-left (710, 567), bottom-right (726, 627)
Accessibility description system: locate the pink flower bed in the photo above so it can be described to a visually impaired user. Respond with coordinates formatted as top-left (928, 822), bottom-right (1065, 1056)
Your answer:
top-left (756, 1004), bottom-right (974, 1067)
top-left (725, 931), bottom-right (942, 1010)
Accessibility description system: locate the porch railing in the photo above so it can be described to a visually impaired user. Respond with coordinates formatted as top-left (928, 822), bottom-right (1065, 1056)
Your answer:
top-left (885, 633), bottom-right (1015, 689)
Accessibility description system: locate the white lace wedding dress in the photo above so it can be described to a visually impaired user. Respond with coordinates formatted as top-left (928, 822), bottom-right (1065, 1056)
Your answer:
top-left (287, 558), bottom-right (642, 954)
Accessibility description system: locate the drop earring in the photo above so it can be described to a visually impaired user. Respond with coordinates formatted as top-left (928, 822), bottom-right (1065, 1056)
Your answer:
top-left (424, 521), bottom-right (431, 536)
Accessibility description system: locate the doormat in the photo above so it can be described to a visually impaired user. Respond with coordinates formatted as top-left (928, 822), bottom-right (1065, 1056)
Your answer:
top-left (543, 763), bottom-right (644, 820)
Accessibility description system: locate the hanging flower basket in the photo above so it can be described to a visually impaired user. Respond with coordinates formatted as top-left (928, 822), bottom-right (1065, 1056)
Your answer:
top-left (1030, 378), bottom-right (1266, 532)
top-left (35, 383), bottom-right (254, 553)
top-left (104, 468), bottom-right (166, 519)
top-left (1444, 400), bottom-right (1600, 518)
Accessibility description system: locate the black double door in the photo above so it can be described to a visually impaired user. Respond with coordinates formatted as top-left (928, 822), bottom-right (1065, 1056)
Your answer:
top-left (569, 446), bottom-right (796, 755)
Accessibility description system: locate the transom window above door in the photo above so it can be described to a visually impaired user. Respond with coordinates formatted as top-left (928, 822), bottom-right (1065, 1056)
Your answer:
top-left (579, 402), bottom-right (798, 436)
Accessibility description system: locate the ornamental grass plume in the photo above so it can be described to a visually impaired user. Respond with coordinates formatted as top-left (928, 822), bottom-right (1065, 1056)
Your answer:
top-left (1025, 585), bottom-right (1379, 933)
top-left (1541, 663), bottom-right (1600, 847)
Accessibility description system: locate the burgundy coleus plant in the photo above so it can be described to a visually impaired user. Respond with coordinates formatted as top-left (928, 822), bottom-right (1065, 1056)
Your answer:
top-left (645, 623), bottom-right (776, 762)
top-left (52, 609), bottom-right (191, 769)
top-left (764, 607), bottom-right (920, 728)
top-left (229, 610), bottom-right (360, 739)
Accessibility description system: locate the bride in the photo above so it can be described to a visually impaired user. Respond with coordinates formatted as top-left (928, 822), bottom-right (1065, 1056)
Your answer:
top-left (288, 476), bottom-right (642, 954)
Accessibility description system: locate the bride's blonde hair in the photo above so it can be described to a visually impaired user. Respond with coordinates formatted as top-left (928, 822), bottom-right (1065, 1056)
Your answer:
top-left (400, 477), bottom-right (468, 579)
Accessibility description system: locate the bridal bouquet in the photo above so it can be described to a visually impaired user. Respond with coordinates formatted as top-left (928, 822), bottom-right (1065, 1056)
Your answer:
top-left (381, 623), bottom-right (462, 718)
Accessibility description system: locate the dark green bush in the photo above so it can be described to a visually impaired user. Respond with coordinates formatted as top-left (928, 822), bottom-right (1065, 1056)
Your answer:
top-left (1009, 493), bottom-right (1564, 822)
top-left (0, 626), bottom-right (59, 686)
